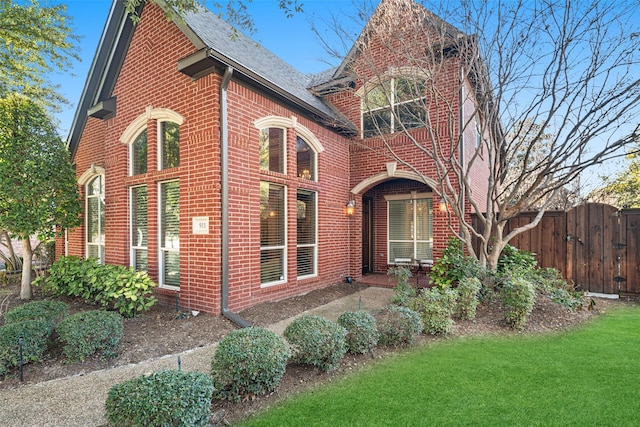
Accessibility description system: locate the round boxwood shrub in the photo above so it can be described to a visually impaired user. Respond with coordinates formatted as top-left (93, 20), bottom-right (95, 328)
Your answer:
top-left (0, 320), bottom-right (53, 376)
top-left (501, 277), bottom-right (536, 330)
top-left (5, 300), bottom-right (68, 325)
top-left (284, 315), bottom-right (347, 372)
top-left (211, 327), bottom-right (290, 402)
top-left (375, 306), bottom-right (423, 346)
top-left (337, 310), bottom-right (379, 354)
top-left (56, 310), bottom-right (123, 362)
top-left (410, 287), bottom-right (458, 335)
top-left (455, 277), bottom-right (482, 320)
top-left (105, 370), bottom-right (214, 427)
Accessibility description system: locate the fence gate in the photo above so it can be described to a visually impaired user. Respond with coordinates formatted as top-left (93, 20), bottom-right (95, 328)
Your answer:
top-left (497, 203), bottom-right (640, 296)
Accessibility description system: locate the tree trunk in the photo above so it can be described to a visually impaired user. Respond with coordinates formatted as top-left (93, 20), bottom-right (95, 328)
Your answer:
top-left (20, 238), bottom-right (33, 300)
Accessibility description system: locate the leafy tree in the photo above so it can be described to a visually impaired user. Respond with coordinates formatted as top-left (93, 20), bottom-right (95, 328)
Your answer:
top-left (322, 0), bottom-right (640, 270)
top-left (0, 0), bottom-right (79, 110)
top-left (0, 94), bottom-right (81, 299)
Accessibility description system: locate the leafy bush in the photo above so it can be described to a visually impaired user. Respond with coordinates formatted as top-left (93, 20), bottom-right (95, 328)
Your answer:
top-left (430, 237), bottom-right (483, 289)
top-left (388, 266), bottom-right (415, 306)
top-left (375, 306), bottom-right (423, 346)
top-left (0, 320), bottom-right (53, 376)
top-left (35, 256), bottom-right (157, 317)
top-left (497, 245), bottom-right (537, 277)
top-left (455, 277), bottom-right (482, 320)
top-left (410, 287), bottom-right (458, 335)
top-left (531, 268), bottom-right (584, 311)
top-left (501, 277), bottom-right (536, 330)
top-left (56, 310), bottom-right (123, 362)
top-left (105, 370), bottom-right (214, 427)
top-left (337, 311), bottom-right (379, 354)
top-left (284, 315), bottom-right (347, 372)
top-left (211, 327), bottom-right (290, 402)
top-left (5, 300), bottom-right (68, 325)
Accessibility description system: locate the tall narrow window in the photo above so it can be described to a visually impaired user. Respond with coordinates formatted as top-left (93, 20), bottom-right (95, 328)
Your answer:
top-left (131, 185), bottom-right (148, 272)
top-left (160, 180), bottom-right (180, 287)
top-left (388, 198), bottom-right (433, 262)
top-left (296, 136), bottom-right (315, 181)
top-left (260, 182), bottom-right (286, 285)
top-left (159, 121), bottom-right (180, 170)
top-left (131, 129), bottom-right (148, 175)
top-left (259, 128), bottom-right (285, 173)
top-left (297, 189), bottom-right (316, 278)
top-left (86, 175), bottom-right (105, 263)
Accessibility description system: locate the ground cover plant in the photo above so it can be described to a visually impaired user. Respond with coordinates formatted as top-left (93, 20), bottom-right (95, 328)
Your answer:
top-left (239, 306), bottom-right (640, 426)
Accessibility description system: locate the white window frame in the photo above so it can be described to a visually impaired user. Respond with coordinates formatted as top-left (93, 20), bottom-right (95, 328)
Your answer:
top-left (130, 185), bottom-right (148, 272)
top-left (85, 173), bottom-right (105, 264)
top-left (296, 189), bottom-right (318, 279)
top-left (384, 192), bottom-right (433, 264)
top-left (260, 182), bottom-right (288, 287)
top-left (158, 180), bottom-right (180, 289)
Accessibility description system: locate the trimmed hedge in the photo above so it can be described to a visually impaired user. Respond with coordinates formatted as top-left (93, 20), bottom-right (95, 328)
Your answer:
top-left (501, 277), bottom-right (536, 330)
top-left (0, 320), bottom-right (53, 376)
top-left (337, 311), bottom-right (379, 354)
top-left (105, 370), bottom-right (214, 427)
top-left (211, 327), bottom-right (290, 402)
top-left (5, 300), bottom-right (68, 325)
top-left (284, 315), bottom-right (347, 372)
top-left (56, 310), bottom-right (123, 362)
top-left (375, 306), bottom-right (423, 346)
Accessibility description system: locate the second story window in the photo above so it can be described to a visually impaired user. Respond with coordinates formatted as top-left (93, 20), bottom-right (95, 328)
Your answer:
top-left (296, 136), bottom-right (315, 181)
top-left (362, 77), bottom-right (426, 138)
top-left (259, 127), bottom-right (285, 173)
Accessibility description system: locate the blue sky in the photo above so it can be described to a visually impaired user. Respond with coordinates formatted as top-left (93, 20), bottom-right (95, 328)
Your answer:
top-left (55, 0), bottom-right (364, 137)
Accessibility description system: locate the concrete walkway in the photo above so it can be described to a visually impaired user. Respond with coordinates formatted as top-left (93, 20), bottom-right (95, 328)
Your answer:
top-left (0, 286), bottom-right (392, 427)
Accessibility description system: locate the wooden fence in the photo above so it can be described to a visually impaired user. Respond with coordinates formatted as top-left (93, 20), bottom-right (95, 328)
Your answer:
top-left (473, 203), bottom-right (640, 295)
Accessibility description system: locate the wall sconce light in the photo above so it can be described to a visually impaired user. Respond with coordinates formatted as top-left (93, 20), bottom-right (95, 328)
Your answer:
top-left (438, 197), bottom-right (449, 213)
top-left (345, 200), bottom-right (356, 216)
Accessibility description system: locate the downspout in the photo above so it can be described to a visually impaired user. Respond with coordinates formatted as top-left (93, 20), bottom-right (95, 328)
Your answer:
top-left (220, 66), bottom-right (250, 328)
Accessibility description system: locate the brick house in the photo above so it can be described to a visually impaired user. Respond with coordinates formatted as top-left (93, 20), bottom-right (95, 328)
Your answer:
top-left (61, 0), bottom-right (489, 321)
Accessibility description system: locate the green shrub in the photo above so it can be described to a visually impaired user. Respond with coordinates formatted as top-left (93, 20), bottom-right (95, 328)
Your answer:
top-left (0, 320), bottom-right (53, 376)
top-left (410, 287), bottom-right (458, 335)
top-left (497, 245), bottom-right (537, 277)
top-left (337, 311), bottom-right (379, 354)
top-left (501, 277), bottom-right (536, 330)
top-left (5, 300), bottom-right (68, 325)
top-left (35, 256), bottom-right (157, 318)
top-left (375, 306), bottom-right (423, 346)
top-left (56, 310), bottom-right (123, 362)
top-left (105, 370), bottom-right (214, 427)
top-left (284, 315), bottom-right (347, 372)
top-left (211, 327), bottom-right (290, 402)
top-left (430, 237), bottom-right (483, 289)
top-left (455, 277), bottom-right (482, 320)
top-left (388, 266), bottom-right (416, 306)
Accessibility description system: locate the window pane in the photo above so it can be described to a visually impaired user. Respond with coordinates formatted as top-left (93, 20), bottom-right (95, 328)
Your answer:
top-left (131, 186), bottom-right (148, 272)
top-left (160, 181), bottom-right (180, 249)
top-left (389, 200), bottom-right (413, 240)
top-left (364, 83), bottom-right (390, 109)
top-left (297, 246), bottom-right (315, 277)
top-left (415, 199), bottom-right (432, 241)
top-left (395, 101), bottom-right (426, 130)
top-left (395, 78), bottom-right (426, 103)
top-left (260, 248), bottom-right (284, 283)
top-left (163, 251), bottom-right (180, 287)
top-left (132, 130), bottom-right (147, 175)
top-left (390, 242), bottom-right (413, 261)
top-left (86, 175), bottom-right (105, 264)
top-left (161, 122), bottom-right (180, 169)
top-left (363, 109), bottom-right (392, 137)
top-left (87, 197), bottom-right (100, 243)
top-left (259, 128), bottom-right (284, 173)
top-left (260, 182), bottom-right (285, 247)
top-left (296, 137), bottom-right (315, 180)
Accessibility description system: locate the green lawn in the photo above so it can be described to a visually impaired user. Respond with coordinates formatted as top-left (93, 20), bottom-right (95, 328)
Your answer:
top-left (241, 306), bottom-right (640, 426)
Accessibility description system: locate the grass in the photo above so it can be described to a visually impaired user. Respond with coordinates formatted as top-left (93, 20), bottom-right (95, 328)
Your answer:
top-left (241, 306), bottom-right (640, 426)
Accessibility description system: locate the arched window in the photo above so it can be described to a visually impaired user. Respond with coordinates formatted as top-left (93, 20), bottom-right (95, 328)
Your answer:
top-left (361, 71), bottom-right (427, 137)
top-left (259, 127), bottom-right (285, 174)
top-left (159, 121), bottom-right (180, 170)
top-left (86, 174), bottom-right (105, 263)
